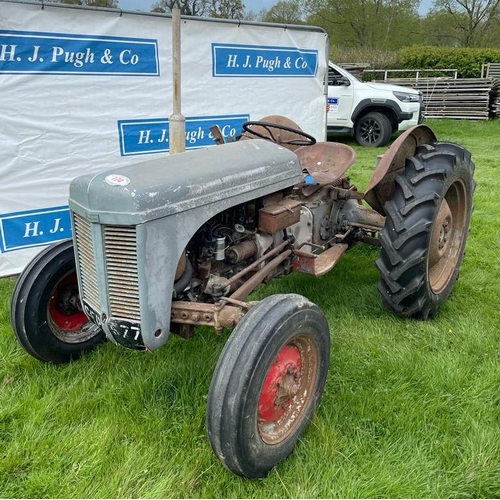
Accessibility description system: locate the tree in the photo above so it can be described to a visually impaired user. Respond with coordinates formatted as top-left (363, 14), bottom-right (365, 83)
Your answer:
top-left (151, 0), bottom-right (246, 18)
top-left (151, 0), bottom-right (209, 16)
top-left (208, 0), bottom-right (245, 18)
top-left (420, 9), bottom-right (463, 45)
top-left (243, 8), bottom-right (267, 21)
top-left (264, 0), bottom-right (304, 23)
top-left (304, 0), bottom-right (421, 49)
top-left (429, 0), bottom-right (500, 46)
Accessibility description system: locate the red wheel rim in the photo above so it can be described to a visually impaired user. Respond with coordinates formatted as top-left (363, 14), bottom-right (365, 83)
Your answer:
top-left (257, 335), bottom-right (318, 445)
top-left (48, 272), bottom-right (88, 332)
top-left (258, 345), bottom-right (302, 423)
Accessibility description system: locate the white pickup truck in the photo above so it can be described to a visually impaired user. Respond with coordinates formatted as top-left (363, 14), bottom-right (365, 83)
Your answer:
top-left (327, 63), bottom-right (423, 146)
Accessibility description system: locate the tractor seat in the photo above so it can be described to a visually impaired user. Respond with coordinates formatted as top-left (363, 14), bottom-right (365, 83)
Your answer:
top-left (295, 142), bottom-right (356, 186)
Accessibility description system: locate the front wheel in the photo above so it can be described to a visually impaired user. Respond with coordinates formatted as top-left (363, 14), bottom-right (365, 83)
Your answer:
top-left (10, 239), bottom-right (105, 363)
top-left (354, 111), bottom-right (392, 147)
top-left (377, 142), bottom-right (475, 319)
top-left (206, 294), bottom-right (330, 478)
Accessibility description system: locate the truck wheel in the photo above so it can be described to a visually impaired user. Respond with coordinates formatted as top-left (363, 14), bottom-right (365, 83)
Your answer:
top-left (10, 239), bottom-right (105, 364)
top-left (377, 142), bottom-right (475, 319)
top-left (206, 294), bottom-right (330, 478)
top-left (354, 111), bottom-right (392, 147)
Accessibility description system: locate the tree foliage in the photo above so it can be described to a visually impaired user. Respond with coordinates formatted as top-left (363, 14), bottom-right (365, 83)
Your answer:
top-left (264, 0), bottom-right (303, 24)
top-left (304, 0), bottom-right (421, 49)
top-left (302, 0), bottom-right (500, 52)
top-left (208, 0), bottom-right (244, 18)
top-left (397, 45), bottom-right (500, 76)
top-left (151, 0), bottom-right (245, 18)
top-left (243, 8), bottom-right (267, 21)
top-left (430, 0), bottom-right (500, 46)
top-left (151, 0), bottom-right (209, 16)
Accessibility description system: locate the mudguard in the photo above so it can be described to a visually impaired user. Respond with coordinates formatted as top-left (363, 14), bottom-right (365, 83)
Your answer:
top-left (364, 125), bottom-right (437, 215)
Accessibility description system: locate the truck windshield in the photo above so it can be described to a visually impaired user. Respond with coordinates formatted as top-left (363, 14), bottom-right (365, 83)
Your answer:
top-left (328, 65), bottom-right (360, 85)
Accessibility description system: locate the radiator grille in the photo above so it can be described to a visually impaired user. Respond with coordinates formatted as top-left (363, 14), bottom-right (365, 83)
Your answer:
top-left (103, 225), bottom-right (141, 321)
top-left (73, 213), bottom-right (101, 312)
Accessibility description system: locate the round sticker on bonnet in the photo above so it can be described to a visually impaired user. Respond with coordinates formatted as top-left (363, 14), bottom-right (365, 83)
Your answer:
top-left (105, 174), bottom-right (131, 186)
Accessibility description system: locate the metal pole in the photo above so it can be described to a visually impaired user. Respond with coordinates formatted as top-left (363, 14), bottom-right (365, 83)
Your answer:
top-left (169, 7), bottom-right (185, 154)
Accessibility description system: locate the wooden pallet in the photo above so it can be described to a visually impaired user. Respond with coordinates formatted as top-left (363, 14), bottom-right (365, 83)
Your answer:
top-left (490, 79), bottom-right (500, 117)
top-left (368, 76), bottom-right (495, 120)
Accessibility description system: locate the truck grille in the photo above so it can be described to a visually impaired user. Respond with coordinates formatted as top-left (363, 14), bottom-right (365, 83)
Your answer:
top-left (103, 225), bottom-right (141, 321)
top-left (73, 213), bottom-right (101, 312)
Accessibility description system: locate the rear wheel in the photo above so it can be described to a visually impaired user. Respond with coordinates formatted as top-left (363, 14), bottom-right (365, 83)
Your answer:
top-left (354, 111), bottom-right (392, 147)
top-left (10, 239), bottom-right (105, 363)
top-left (377, 142), bottom-right (475, 318)
top-left (206, 294), bottom-right (330, 478)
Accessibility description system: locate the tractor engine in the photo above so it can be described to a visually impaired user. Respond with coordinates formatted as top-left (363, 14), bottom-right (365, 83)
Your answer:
top-left (178, 172), bottom-right (363, 304)
top-left (178, 194), bottom-right (301, 303)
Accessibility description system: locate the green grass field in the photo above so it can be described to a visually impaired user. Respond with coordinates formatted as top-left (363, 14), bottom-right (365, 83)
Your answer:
top-left (1, 119), bottom-right (499, 498)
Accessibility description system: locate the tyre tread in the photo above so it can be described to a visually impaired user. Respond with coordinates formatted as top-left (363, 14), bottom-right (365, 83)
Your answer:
top-left (10, 240), bottom-right (104, 363)
top-left (377, 141), bottom-right (475, 318)
top-left (206, 294), bottom-right (330, 478)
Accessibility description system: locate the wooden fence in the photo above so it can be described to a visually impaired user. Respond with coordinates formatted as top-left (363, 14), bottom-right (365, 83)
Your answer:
top-left (481, 63), bottom-right (500, 79)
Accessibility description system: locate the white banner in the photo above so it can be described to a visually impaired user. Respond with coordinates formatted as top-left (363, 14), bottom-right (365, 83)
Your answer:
top-left (0, 1), bottom-right (328, 276)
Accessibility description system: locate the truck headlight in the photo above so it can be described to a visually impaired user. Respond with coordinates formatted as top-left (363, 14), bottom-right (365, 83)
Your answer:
top-left (393, 91), bottom-right (420, 103)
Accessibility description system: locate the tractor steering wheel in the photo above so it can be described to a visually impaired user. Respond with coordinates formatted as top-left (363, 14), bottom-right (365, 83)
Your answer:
top-left (242, 120), bottom-right (316, 147)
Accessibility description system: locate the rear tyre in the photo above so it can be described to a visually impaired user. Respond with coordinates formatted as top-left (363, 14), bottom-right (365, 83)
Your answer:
top-left (354, 111), bottom-right (392, 147)
top-left (206, 294), bottom-right (330, 478)
top-left (10, 239), bottom-right (105, 364)
top-left (377, 142), bottom-right (475, 319)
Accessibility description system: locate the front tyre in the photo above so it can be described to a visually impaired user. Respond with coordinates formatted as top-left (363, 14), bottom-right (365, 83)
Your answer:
top-left (377, 142), bottom-right (475, 319)
top-left (354, 111), bottom-right (392, 147)
top-left (10, 239), bottom-right (105, 364)
top-left (206, 294), bottom-right (330, 478)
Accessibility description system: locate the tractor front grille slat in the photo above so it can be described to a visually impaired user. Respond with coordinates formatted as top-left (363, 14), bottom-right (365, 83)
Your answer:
top-left (73, 213), bottom-right (100, 312)
top-left (106, 265), bottom-right (137, 272)
top-left (103, 225), bottom-right (140, 321)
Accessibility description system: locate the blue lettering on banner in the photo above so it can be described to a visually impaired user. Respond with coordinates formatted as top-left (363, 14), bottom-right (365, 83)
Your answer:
top-left (117, 114), bottom-right (250, 156)
top-left (328, 97), bottom-right (339, 105)
top-left (0, 206), bottom-right (71, 253)
top-left (212, 43), bottom-right (318, 77)
top-left (0, 30), bottom-right (159, 76)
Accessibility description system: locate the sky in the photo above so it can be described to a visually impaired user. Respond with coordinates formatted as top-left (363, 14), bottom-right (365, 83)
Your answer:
top-left (118, 0), bottom-right (433, 16)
